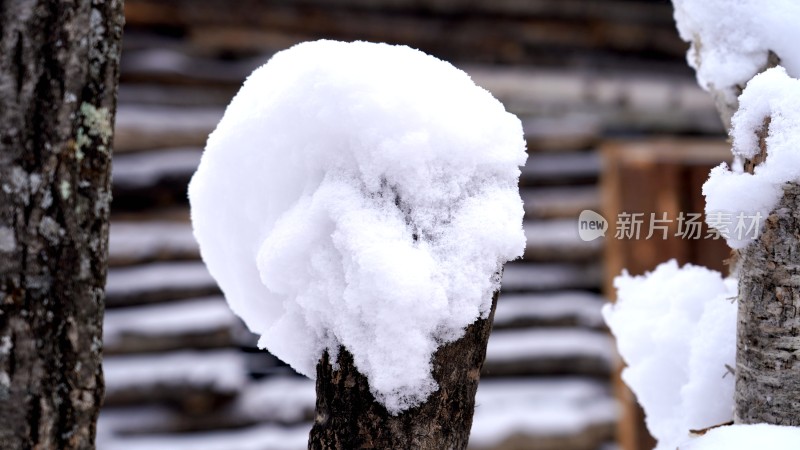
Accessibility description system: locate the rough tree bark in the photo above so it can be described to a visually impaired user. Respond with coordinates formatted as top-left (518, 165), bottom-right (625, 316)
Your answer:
top-left (735, 184), bottom-right (800, 424)
top-left (309, 291), bottom-right (498, 449)
top-left (0, 1), bottom-right (123, 448)
top-left (734, 121), bottom-right (800, 425)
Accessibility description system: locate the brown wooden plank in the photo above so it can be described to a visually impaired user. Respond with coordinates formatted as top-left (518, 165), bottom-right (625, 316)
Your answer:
top-left (123, 0), bottom-right (688, 66)
top-left (124, 0), bottom-right (678, 28)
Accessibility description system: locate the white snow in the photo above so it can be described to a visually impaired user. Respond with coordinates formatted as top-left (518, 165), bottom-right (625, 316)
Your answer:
top-left (602, 260), bottom-right (737, 450)
top-left (188, 40), bottom-right (526, 414)
top-left (703, 67), bottom-right (800, 248)
top-left (680, 424), bottom-right (800, 450)
top-left (672, 0), bottom-right (800, 117)
top-left (675, 1), bottom-right (800, 248)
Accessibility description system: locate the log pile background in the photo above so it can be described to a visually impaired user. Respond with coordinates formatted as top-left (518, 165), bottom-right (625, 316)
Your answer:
top-left (98, 1), bottom-right (728, 449)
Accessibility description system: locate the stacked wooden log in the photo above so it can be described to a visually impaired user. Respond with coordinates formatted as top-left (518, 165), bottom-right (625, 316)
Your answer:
top-left (99, 2), bottom-right (724, 449)
top-left (121, 0), bottom-right (688, 69)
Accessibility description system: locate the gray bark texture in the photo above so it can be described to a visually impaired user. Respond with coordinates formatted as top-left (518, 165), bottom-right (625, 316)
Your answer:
top-left (308, 291), bottom-right (498, 450)
top-left (735, 183), bottom-right (800, 425)
top-left (0, 1), bottom-right (123, 449)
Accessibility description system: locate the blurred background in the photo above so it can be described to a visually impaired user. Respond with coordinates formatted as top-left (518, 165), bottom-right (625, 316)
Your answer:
top-left (100, 1), bottom-right (732, 449)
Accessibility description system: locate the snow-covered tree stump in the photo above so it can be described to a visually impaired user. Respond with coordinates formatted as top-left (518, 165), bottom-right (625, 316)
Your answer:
top-left (604, 2), bottom-right (800, 448)
top-left (309, 292), bottom-right (497, 449)
top-left (733, 113), bottom-right (800, 426)
top-left (189, 40), bottom-right (527, 448)
top-left (701, 69), bottom-right (800, 428)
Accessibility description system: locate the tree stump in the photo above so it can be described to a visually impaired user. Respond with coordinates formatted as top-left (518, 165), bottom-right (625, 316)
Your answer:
top-left (309, 291), bottom-right (498, 450)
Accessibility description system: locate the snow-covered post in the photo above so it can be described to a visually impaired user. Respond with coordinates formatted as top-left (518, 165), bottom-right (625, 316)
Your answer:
top-left (189, 40), bottom-right (527, 448)
top-left (602, 4), bottom-right (800, 449)
top-left (707, 70), bottom-right (800, 426)
top-left (674, 0), bottom-right (800, 429)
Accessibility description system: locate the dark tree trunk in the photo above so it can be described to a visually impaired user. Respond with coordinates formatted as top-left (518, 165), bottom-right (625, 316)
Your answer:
top-left (735, 183), bottom-right (800, 425)
top-left (309, 292), bottom-right (498, 450)
top-left (0, 1), bottom-right (123, 449)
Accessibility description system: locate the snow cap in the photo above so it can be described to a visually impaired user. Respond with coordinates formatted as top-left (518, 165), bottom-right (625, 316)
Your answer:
top-left (704, 67), bottom-right (800, 248)
top-left (604, 260), bottom-right (737, 450)
top-left (189, 40), bottom-right (527, 414)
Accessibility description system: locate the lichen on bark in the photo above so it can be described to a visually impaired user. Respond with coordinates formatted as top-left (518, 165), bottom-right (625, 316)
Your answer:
top-left (0, 0), bottom-right (124, 448)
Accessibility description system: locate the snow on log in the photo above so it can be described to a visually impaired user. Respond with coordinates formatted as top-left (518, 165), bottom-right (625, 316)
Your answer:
top-left (672, 0), bottom-right (800, 126)
top-left (704, 67), bottom-right (800, 248)
top-left (188, 40), bottom-right (526, 413)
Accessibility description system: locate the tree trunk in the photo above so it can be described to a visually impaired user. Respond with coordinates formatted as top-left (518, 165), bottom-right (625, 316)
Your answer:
top-left (308, 291), bottom-right (498, 450)
top-left (735, 183), bottom-right (800, 425)
top-left (0, 1), bottom-right (123, 448)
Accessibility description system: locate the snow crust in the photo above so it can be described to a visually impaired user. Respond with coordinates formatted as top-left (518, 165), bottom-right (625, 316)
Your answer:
top-left (602, 260), bottom-right (737, 450)
top-left (703, 67), bottom-right (800, 248)
top-left (672, 0), bottom-right (800, 114)
top-left (189, 40), bottom-right (526, 414)
top-left (680, 424), bottom-right (800, 450)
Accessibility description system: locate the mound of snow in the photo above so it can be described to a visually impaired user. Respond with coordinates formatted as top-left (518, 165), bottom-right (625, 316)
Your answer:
top-left (189, 40), bottom-right (526, 413)
top-left (673, 0), bottom-right (800, 120)
top-left (704, 68), bottom-right (800, 248)
top-left (603, 260), bottom-right (737, 450)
